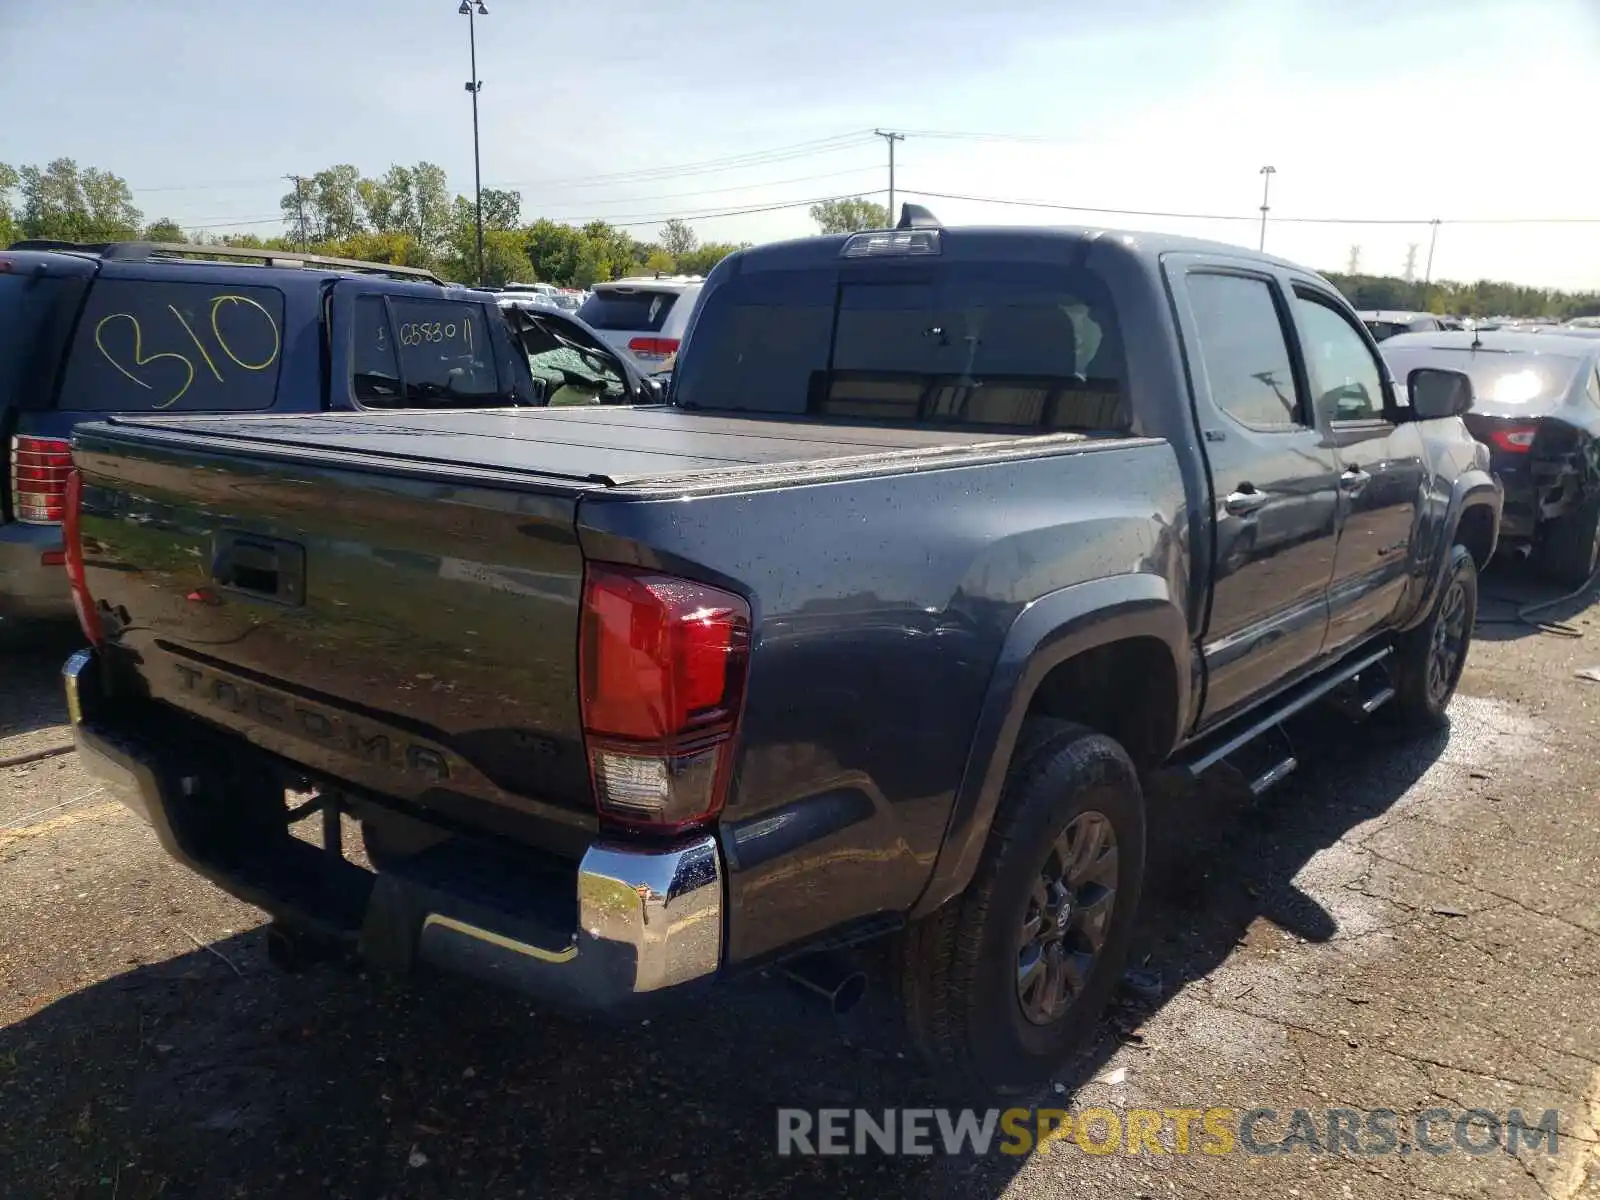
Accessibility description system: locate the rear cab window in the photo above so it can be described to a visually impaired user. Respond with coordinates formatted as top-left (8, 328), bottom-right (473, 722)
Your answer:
top-left (351, 294), bottom-right (504, 408)
top-left (0, 267), bottom-right (92, 410)
top-left (58, 279), bottom-right (285, 412)
top-left (673, 260), bottom-right (1128, 433)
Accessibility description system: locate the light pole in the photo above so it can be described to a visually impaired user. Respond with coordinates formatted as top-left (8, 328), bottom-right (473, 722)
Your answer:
top-left (1258, 165), bottom-right (1276, 251)
top-left (458, 0), bottom-right (488, 286)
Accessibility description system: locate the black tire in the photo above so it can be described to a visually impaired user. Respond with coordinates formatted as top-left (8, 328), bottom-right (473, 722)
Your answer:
top-left (900, 719), bottom-right (1145, 1096)
top-left (1533, 493), bottom-right (1600, 588)
top-left (1390, 544), bottom-right (1477, 729)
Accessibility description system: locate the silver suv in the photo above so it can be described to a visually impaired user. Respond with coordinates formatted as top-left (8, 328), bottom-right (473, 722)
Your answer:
top-left (576, 276), bottom-right (703, 371)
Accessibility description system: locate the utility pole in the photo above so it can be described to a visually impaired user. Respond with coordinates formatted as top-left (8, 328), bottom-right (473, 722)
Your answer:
top-left (874, 129), bottom-right (905, 226)
top-left (459, 0), bottom-right (488, 286)
top-left (285, 174), bottom-right (307, 250)
top-left (1346, 244), bottom-right (1362, 275)
top-left (1420, 218), bottom-right (1443, 310)
top-left (1258, 165), bottom-right (1276, 251)
top-left (1403, 243), bottom-right (1418, 283)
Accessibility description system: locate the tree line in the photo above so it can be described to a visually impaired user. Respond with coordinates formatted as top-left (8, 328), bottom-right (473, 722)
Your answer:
top-left (4, 164), bottom-right (1597, 317)
top-left (1322, 271), bottom-right (1600, 321)
top-left (0, 158), bottom-right (747, 288)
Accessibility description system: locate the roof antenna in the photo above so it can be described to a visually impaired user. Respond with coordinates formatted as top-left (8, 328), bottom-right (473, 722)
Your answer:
top-left (896, 203), bottom-right (942, 230)
top-left (1470, 324), bottom-right (1482, 350)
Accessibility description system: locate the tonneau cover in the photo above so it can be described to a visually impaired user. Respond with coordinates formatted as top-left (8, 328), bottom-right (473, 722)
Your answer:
top-left (100, 405), bottom-right (1034, 487)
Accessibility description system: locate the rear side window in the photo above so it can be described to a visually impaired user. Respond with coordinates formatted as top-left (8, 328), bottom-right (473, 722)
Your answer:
top-left (59, 279), bottom-right (285, 412)
top-left (0, 271), bottom-right (90, 409)
top-left (1186, 273), bottom-right (1304, 430)
top-left (352, 295), bottom-right (401, 404)
top-left (352, 296), bottom-right (501, 408)
top-left (578, 289), bottom-right (680, 332)
top-left (675, 261), bottom-right (1127, 432)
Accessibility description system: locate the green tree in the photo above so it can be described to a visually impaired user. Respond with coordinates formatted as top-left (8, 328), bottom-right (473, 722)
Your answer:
top-left (441, 196), bottom-right (529, 285)
top-left (17, 158), bottom-right (142, 241)
top-left (320, 230), bottom-right (434, 270)
top-left (357, 176), bottom-right (401, 234)
top-left (659, 218), bottom-right (698, 259)
top-left (478, 187), bottom-right (521, 231)
top-left (643, 247), bottom-right (677, 275)
top-left (394, 162), bottom-right (451, 250)
top-left (809, 196), bottom-right (889, 234)
top-left (143, 217), bottom-right (186, 242)
top-left (676, 241), bottom-right (745, 277)
top-left (525, 218), bottom-right (582, 284)
top-left (0, 163), bottom-right (18, 246)
top-left (312, 164), bottom-right (363, 241)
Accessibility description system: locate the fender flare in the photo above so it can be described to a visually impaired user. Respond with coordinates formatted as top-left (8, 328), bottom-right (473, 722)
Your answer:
top-left (1399, 470), bottom-right (1501, 633)
top-left (911, 573), bottom-right (1190, 918)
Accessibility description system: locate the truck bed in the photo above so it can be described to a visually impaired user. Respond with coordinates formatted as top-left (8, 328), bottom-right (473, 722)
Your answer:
top-left (98, 405), bottom-right (1053, 490)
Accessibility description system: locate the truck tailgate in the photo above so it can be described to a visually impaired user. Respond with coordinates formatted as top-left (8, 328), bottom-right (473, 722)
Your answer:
top-left (71, 417), bottom-right (604, 851)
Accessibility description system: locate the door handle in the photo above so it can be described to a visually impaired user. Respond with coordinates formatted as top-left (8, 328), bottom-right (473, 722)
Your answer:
top-left (212, 531), bottom-right (305, 605)
top-left (1224, 487), bottom-right (1269, 515)
top-left (1340, 468), bottom-right (1372, 491)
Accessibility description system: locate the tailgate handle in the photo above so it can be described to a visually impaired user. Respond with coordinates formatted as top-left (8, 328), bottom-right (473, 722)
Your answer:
top-left (212, 532), bottom-right (305, 606)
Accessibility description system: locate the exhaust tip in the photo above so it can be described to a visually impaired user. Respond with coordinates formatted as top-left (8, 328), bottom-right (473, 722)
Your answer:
top-left (778, 951), bottom-right (868, 1015)
top-left (831, 970), bottom-right (868, 1015)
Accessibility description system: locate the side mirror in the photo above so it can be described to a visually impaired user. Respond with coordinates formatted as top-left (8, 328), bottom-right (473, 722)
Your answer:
top-left (1409, 367), bottom-right (1474, 419)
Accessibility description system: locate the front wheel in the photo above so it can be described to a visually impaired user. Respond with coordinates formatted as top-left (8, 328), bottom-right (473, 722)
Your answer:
top-left (1390, 543), bottom-right (1478, 729)
top-left (900, 719), bottom-right (1146, 1095)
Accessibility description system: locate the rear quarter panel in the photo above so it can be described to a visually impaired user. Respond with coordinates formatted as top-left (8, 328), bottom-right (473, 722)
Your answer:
top-left (577, 439), bottom-right (1190, 964)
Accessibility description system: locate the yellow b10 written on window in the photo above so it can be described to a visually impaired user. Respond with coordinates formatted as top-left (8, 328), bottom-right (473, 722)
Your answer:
top-left (93, 294), bottom-right (282, 410)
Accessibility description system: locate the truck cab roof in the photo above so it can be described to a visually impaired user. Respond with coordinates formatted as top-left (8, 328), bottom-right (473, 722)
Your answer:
top-left (728, 224), bottom-right (1318, 276)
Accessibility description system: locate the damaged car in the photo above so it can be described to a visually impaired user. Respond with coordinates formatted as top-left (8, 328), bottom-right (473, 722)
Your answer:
top-left (1382, 330), bottom-right (1600, 583)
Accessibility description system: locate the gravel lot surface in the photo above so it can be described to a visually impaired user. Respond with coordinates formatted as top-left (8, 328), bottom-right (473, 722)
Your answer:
top-left (3, 564), bottom-right (1599, 1200)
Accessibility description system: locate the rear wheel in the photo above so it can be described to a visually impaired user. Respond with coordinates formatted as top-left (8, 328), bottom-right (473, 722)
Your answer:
top-left (1390, 544), bottom-right (1477, 729)
top-left (900, 719), bottom-right (1145, 1095)
top-left (1533, 493), bottom-right (1600, 588)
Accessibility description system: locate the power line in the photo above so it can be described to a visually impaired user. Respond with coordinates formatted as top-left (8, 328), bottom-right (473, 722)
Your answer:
top-left (900, 187), bottom-right (1600, 228)
top-left (182, 214), bottom-right (288, 230)
top-left (129, 176), bottom-right (286, 195)
top-left (526, 164), bottom-right (882, 210)
top-left (125, 131), bottom-right (878, 198)
top-left (893, 128), bottom-right (1082, 144)
top-left (544, 189), bottom-right (889, 229)
top-left (492, 131), bottom-right (878, 191)
top-left (900, 187), bottom-right (1256, 224)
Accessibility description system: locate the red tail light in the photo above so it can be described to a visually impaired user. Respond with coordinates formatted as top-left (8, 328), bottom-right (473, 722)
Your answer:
top-left (10, 435), bottom-right (72, 524)
top-left (1487, 426), bottom-right (1538, 454)
top-left (626, 337), bottom-right (680, 359)
top-left (63, 468), bottom-right (105, 646)
top-left (579, 564), bottom-right (750, 832)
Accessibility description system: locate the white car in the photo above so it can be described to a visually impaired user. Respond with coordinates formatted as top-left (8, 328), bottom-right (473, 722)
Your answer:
top-left (576, 275), bottom-right (703, 370)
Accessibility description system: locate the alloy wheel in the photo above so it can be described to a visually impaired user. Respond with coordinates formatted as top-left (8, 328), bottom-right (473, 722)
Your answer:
top-left (1016, 810), bottom-right (1119, 1026)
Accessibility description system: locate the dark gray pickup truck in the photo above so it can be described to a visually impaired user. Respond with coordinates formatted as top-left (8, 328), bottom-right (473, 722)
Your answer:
top-left (61, 215), bottom-right (1500, 1092)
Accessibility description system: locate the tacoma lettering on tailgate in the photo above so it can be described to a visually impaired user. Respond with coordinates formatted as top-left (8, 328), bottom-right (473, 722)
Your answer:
top-left (173, 662), bottom-right (451, 781)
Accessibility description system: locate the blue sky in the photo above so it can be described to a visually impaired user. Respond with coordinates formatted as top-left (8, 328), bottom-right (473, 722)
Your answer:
top-left (3, 0), bottom-right (1598, 287)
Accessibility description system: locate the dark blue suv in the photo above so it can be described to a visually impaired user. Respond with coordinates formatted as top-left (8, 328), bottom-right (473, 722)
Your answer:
top-left (2, 240), bottom-right (540, 624)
